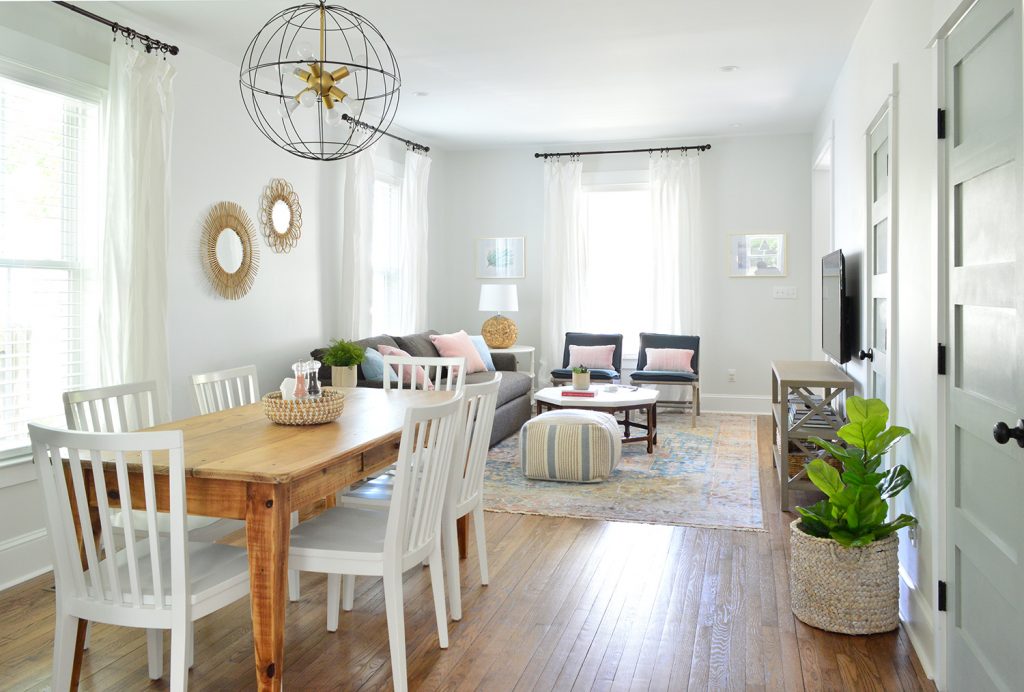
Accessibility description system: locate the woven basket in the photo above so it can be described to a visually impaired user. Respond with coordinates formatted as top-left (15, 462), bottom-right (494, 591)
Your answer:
top-left (789, 519), bottom-right (899, 634)
top-left (262, 388), bottom-right (345, 426)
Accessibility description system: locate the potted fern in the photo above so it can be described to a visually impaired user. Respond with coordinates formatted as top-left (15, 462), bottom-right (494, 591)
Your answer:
top-left (322, 339), bottom-right (364, 388)
top-left (571, 365), bottom-right (590, 391)
top-left (791, 396), bottom-right (917, 634)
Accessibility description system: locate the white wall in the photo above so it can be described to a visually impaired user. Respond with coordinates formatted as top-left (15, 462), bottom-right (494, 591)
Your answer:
top-left (430, 134), bottom-right (814, 411)
top-left (813, 0), bottom-right (977, 685)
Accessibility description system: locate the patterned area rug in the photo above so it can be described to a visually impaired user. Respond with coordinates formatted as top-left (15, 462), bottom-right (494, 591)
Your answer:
top-left (484, 410), bottom-right (765, 530)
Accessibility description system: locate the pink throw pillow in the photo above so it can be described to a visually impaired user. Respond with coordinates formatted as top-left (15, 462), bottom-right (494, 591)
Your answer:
top-left (568, 344), bottom-right (615, 370)
top-left (644, 348), bottom-right (694, 373)
top-left (429, 330), bottom-right (487, 374)
top-left (377, 344), bottom-right (435, 389)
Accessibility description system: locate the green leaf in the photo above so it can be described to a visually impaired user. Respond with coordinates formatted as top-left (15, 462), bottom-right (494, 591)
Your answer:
top-left (838, 416), bottom-right (888, 450)
top-left (808, 437), bottom-right (858, 466)
top-left (806, 459), bottom-right (844, 498)
top-left (874, 514), bottom-right (918, 538)
top-left (867, 426), bottom-right (912, 459)
top-left (829, 529), bottom-right (857, 547)
top-left (846, 396), bottom-right (889, 425)
top-left (879, 465), bottom-right (913, 499)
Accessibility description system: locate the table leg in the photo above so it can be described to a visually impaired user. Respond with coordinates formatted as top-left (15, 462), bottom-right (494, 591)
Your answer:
top-left (69, 619), bottom-right (88, 690)
top-left (246, 483), bottom-right (290, 691)
top-left (624, 409), bottom-right (631, 437)
top-left (457, 515), bottom-right (468, 559)
top-left (535, 401), bottom-right (542, 417)
top-left (648, 405), bottom-right (657, 453)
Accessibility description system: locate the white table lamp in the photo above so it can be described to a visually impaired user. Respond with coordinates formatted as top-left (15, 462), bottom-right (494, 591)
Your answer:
top-left (479, 283), bottom-right (519, 348)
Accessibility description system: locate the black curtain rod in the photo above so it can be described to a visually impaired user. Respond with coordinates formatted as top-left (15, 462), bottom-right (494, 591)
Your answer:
top-left (53, 1), bottom-right (180, 56)
top-left (341, 114), bottom-right (430, 154)
top-left (534, 144), bottom-right (711, 159)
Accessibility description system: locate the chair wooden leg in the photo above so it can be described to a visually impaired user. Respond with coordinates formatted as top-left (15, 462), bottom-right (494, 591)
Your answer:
top-left (170, 623), bottom-right (188, 692)
top-left (442, 516), bottom-right (462, 621)
top-left (342, 575), bottom-right (355, 612)
top-left (428, 544), bottom-right (449, 649)
top-left (187, 621), bottom-right (195, 669)
top-left (83, 621), bottom-right (91, 650)
top-left (52, 612), bottom-right (81, 691)
top-left (472, 505), bottom-right (489, 586)
top-left (326, 574), bottom-right (341, 631)
top-left (382, 569), bottom-right (408, 692)
top-left (146, 628), bottom-right (163, 680)
top-left (691, 384), bottom-right (698, 428)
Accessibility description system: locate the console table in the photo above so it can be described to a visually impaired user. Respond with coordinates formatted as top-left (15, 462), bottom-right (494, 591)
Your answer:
top-left (771, 360), bottom-right (855, 511)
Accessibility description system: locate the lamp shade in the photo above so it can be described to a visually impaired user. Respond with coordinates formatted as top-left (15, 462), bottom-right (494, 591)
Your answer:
top-left (478, 283), bottom-right (518, 312)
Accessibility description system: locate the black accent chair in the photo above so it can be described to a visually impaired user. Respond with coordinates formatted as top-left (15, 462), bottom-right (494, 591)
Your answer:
top-left (550, 332), bottom-right (624, 385)
top-left (630, 333), bottom-right (700, 427)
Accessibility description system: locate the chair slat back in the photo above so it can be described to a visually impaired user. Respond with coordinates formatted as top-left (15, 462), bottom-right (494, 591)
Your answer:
top-left (191, 364), bottom-right (260, 415)
top-left (450, 375), bottom-right (501, 512)
top-left (382, 356), bottom-right (466, 393)
top-left (63, 382), bottom-right (164, 433)
top-left (386, 395), bottom-right (464, 562)
top-left (29, 424), bottom-right (187, 616)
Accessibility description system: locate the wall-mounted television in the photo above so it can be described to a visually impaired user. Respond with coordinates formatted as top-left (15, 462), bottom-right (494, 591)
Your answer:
top-left (822, 249), bottom-right (853, 364)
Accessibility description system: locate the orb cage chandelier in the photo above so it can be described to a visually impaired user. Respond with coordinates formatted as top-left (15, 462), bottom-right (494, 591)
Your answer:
top-left (239, 2), bottom-right (401, 161)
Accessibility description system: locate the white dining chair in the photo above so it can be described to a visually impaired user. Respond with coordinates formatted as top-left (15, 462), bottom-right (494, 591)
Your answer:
top-left (29, 423), bottom-right (250, 691)
top-left (191, 364), bottom-right (261, 415)
top-left (289, 393), bottom-right (465, 692)
top-left (382, 355), bottom-right (467, 393)
top-left (189, 365), bottom-right (301, 602)
top-left (340, 375), bottom-right (501, 621)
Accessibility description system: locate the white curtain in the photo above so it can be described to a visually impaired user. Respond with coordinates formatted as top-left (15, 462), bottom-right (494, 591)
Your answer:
top-left (338, 150), bottom-right (375, 338)
top-left (649, 154), bottom-right (701, 334)
top-left (540, 157), bottom-right (587, 378)
top-left (100, 43), bottom-right (175, 413)
top-left (397, 149), bottom-right (431, 332)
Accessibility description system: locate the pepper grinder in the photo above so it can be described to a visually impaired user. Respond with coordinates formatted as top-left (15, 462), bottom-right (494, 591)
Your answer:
top-left (307, 360), bottom-right (322, 399)
top-left (292, 361), bottom-right (308, 399)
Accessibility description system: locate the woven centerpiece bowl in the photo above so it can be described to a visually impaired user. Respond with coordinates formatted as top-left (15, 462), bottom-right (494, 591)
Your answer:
top-left (263, 387), bottom-right (345, 426)
top-left (789, 519), bottom-right (899, 634)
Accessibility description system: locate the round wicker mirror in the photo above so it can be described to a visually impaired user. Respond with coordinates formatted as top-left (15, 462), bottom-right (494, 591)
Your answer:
top-left (201, 201), bottom-right (260, 300)
top-left (260, 178), bottom-right (302, 252)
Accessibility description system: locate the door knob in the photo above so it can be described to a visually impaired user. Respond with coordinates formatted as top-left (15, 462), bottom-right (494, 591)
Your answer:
top-left (993, 419), bottom-right (1024, 447)
top-left (858, 348), bottom-right (874, 361)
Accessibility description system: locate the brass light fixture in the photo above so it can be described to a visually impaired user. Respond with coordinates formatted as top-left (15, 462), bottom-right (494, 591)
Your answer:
top-left (239, 2), bottom-right (401, 161)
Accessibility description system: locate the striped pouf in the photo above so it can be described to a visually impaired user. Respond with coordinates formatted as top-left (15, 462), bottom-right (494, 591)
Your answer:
top-left (519, 409), bottom-right (622, 482)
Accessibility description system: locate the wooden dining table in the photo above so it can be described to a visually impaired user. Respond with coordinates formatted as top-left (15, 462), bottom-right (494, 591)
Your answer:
top-left (71, 387), bottom-right (454, 691)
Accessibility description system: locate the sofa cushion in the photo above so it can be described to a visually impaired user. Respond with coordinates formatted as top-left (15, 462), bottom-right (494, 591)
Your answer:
top-left (392, 331), bottom-right (440, 358)
top-left (630, 369), bottom-right (698, 383)
top-left (464, 370), bottom-right (532, 409)
top-left (550, 368), bottom-right (618, 381)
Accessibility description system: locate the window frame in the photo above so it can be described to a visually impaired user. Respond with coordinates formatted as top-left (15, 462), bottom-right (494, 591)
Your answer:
top-left (0, 61), bottom-right (105, 463)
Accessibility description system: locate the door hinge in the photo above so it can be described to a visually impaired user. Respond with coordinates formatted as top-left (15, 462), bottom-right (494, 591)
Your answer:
top-left (937, 343), bottom-right (947, 375)
top-left (937, 108), bottom-right (947, 140)
top-left (938, 580), bottom-right (948, 612)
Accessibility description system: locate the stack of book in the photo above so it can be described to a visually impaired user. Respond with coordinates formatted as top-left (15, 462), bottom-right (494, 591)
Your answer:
top-left (562, 390), bottom-right (596, 398)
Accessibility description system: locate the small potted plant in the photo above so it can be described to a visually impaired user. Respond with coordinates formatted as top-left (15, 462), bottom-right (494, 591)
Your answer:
top-left (322, 339), bottom-right (364, 388)
top-left (571, 365), bottom-right (590, 391)
top-left (791, 396), bottom-right (917, 634)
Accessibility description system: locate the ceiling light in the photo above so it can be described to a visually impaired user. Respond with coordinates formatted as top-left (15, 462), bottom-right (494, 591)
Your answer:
top-left (719, 65), bottom-right (741, 72)
top-left (239, 1), bottom-right (401, 161)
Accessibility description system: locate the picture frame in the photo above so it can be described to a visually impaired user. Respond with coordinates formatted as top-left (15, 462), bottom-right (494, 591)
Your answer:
top-left (476, 236), bottom-right (525, 279)
top-left (729, 233), bottom-right (787, 277)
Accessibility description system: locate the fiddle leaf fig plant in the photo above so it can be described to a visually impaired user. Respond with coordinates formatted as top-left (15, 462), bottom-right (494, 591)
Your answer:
top-left (796, 396), bottom-right (917, 547)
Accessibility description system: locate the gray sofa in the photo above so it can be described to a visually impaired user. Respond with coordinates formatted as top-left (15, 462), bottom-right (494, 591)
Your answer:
top-left (312, 330), bottom-right (532, 447)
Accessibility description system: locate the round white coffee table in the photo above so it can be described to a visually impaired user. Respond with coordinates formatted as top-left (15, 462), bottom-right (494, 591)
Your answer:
top-left (533, 385), bottom-right (659, 453)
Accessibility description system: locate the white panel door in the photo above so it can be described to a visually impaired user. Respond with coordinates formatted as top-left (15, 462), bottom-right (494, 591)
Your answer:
top-left (867, 104), bottom-right (894, 407)
top-left (945, 0), bottom-right (1024, 689)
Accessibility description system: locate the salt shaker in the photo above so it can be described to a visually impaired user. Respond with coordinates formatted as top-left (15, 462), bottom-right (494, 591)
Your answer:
top-left (307, 360), bottom-right (322, 399)
top-left (292, 361), bottom-right (308, 399)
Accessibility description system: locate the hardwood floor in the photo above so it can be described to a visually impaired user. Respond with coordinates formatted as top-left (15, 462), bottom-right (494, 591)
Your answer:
top-left (0, 414), bottom-right (934, 691)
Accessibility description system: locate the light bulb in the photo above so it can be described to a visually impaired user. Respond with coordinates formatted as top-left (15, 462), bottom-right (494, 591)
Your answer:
top-left (277, 98), bottom-right (299, 118)
top-left (298, 90), bottom-right (316, 109)
top-left (325, 106), bottom-right (345, 127)
top-left (347, 52), bottom-right (367, 72)
top-left (294, 41), bottom-right (316, 61)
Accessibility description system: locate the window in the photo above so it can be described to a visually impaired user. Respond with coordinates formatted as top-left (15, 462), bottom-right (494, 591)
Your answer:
top-left (370, 176), bottom-right (403, 335)
top-left (0, 73), bottom-right (102, 456)
top-left (579, 183), bottom-right (654, 356)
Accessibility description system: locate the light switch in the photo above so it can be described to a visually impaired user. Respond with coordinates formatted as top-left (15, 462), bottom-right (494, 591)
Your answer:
top-left (772, 286), bottom-right (798, 300)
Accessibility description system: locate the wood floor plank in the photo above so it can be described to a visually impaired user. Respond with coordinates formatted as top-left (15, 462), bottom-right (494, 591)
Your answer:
top-left (0, 415), bottom-right (936, 692)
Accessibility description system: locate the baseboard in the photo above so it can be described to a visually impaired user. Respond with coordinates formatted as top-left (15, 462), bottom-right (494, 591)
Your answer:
top-left (0, 528), bottom-right (51, 592)
top-left (699, 394), bottom-right (771, 415)
top-left (899, 564), bottom-right (936, 682)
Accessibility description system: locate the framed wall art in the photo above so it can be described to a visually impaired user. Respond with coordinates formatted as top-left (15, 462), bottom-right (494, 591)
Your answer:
top-left (476, 237), bottom-right (525, 279)
top-left (729, 233), bottom-right (787, 277)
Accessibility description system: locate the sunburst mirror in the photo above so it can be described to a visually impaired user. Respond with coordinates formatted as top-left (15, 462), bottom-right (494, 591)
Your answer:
top-left (260, 178), bottom-right (302, 252)
top-left (201, 201), bottom-right (260, 300)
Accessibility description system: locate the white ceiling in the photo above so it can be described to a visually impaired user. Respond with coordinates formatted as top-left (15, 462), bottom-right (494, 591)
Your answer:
top-left (108, 0), bottom-right (872, 147)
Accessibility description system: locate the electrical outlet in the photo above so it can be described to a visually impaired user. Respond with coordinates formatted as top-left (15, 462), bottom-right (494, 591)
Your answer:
top-left (727, 369), bottom-right (736, 383)
top-left (772, 286), bottom-right (798, 300)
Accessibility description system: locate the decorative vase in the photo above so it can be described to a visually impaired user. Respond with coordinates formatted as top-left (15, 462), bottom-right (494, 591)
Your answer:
top-left (788, 519), bottom-right (899, 634)
top-left (332, 365), bottom-right (358, 388)
top-left (571, 371), bottom-right (591, 391)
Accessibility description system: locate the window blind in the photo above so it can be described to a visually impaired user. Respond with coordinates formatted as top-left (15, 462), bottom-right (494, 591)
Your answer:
top-left (0, 74), bottom-right (102, 456)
